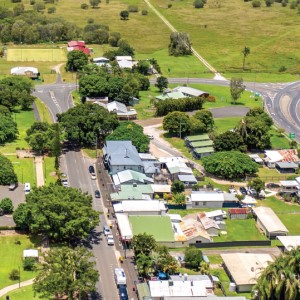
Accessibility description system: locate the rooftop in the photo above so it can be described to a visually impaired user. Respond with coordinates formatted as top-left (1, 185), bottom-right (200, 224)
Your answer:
top-left (277, 235), bottom-right (300, 250)
top-left (280, 180), bottom-right (299, 187)
top-left (205, 210), bottom-right (227, 219)
top-left (115, 213), bottom-right (132, 239)
top-left (185, 134), bottom-right (210, 142)
top-left (193, 147), bottom-right (215, 154)
top-left (11, 67), bottom-right (38, 75)
top-left (112, 169), bottom-right (154, 186)
top-left (113, 200), bottom-right (166, 213)
top-left (198, 213), bottom-right (220, 230)
top-left (129, 215), bottom-right (174, 242)
top-left (173, 86), bottom-right (209, 97)
top-left (190, 140), bottom-right (214, 148)
top-left (276, 161), bottom-right (298, 169)
top-left (178, 174), bottom-right (197, 183)
top-left (156, 91), bottom-right (186, 101)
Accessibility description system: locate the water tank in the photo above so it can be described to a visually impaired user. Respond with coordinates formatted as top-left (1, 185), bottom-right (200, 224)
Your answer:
top-left (229, 282), bottom-right (236, 292)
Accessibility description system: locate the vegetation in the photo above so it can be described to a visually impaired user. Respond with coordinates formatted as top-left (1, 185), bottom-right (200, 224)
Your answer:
top-left (202, 151), bottom-right (259, 179)
top-left (169, 32), bottom-right (192, 56)
top-left (33, 247), bottom-right (99, 300)
top-left (13, 184), bottom-right (99, 242)
top-left (0, 113), bottom-right (18, 144)
top-left (230, 78), bottom-right (246, 104)
top-left (171, 180), bottom-right (185, 194)
top-left (155, 76), bottom-right (168, 92)
top-left (163, 111), bottom-right (191, 137)
top-left (249, 178), bottom-right (265, 194)
top-left (65, 50), bottom-right (89, 72)
top-left (185, 247), bottom-right (203, 270)
top-left (0, 155), bottom-right (18, 185)
top-left (0, 197), bottom-right (14, 214)
top-left (213, 131), bottom-right (246, 152)
top-left (106, 121), bottom-right (150, 152)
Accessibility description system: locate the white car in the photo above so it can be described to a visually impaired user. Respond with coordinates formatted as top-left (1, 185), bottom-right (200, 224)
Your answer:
top-left (61, 178), bottom-right (69, 187)
top-left (103, 226), bottom-right (111, 236)
top-left (229, 189), bottom-right (237, 194)
top-left (91, 173), bottom-right (96, 180)
top-left (107, 234), bottom-right (114, 245)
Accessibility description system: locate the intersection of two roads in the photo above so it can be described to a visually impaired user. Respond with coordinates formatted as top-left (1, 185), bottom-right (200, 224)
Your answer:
top-left (33, 76), bottom-right (300, 299)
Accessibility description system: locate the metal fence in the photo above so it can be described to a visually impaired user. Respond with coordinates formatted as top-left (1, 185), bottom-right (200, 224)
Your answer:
top-left (190, 240), bottom-right (271, 248)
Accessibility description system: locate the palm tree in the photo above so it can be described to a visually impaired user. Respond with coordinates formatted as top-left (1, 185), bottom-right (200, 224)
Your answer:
top-left (242, 46), bottom-right (250, 70)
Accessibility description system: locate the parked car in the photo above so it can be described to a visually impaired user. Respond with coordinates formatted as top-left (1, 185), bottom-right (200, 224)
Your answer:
top-left (89, 165), bottom-right (95, 174)
top-left (107, 234), bottom-right (114, 246)
top-left (95, 190), bottom-right (100, 198)
top-left (91, 173), bottom-right (97, 180)
top-left (118, 284), bottom-right (128, 300)
top-left (61, 178), bottom-right (69, 187)
top-left (229, 188), bottom-right (237, 194)
top-left (103, 225), bottom-right (111, 236)
top-left (147, 135), bottom-right (154, 140)
top-left (266, 182), bottom-right (280, 189)
top-left (240, 187), bottom-right (248, 195)
top-left (249, 188), bottom-right (257, 197)
top-left (9, 182), bottom-right (18, 191)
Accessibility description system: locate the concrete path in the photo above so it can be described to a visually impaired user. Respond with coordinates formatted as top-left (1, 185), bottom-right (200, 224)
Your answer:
top-left (35, 156), bottom-right (45, 187)
top-left (0, 279), bottom-right (34, 297)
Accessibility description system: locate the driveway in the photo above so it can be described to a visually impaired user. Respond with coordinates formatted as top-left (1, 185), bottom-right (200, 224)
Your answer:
top-left (0, 184), bottom-right (25, 226)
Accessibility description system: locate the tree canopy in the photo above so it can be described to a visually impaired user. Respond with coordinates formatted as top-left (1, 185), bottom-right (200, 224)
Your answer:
top-left (132, 233), bottom-right (157, 257)
top-left (57, 103), bottom-right (119, 146)
top-left (66, 50), bottom-right (89, 72)
top-left (202, 151), bottom-right (259, 179)
top-left (213, 131), bottom-right (246, 152)
top-left (171, 180), bottom-right (185, 194)
top-left (185, 247), bottom-right (203, 270)
top-left (0, 155), bottom-right (18, 185)
top-left (169, 32), bottom-right (192, 56)
top-left (249, 178), bottom-right (265, 194)
top-left (163, 111), bottom-right (191, 137)
top-left (230, 77), bottom-right (245, 104)
top-left (13, 184), bottom-right (99, 241)
top-left (155, 76), bottom-right (168, 92)
top-left (106, 121), bottom-right (150, 152)
top-left (33, 246), bottom-right (99, 300)
top-left (193, 110), bottom-right (214, 132)
top-left (0, 113), bottom-right (18, 143)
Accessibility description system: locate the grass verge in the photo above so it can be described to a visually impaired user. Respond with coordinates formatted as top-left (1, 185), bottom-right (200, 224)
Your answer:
top-left (34, 98), bottom-right (53, 123)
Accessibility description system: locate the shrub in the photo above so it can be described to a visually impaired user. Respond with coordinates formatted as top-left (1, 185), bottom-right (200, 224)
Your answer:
top-left (30, 0), bottom-right (35, 4)
top-left (290, 1), bottom-right (297, 8)
top-left (128, 5), bottom-right (138, 12)
top-left (81, 3), bottom-right (89, 9)
top-left (23, 257), bottom-right (36, 271)
top-left (141, 9), bottom-right (148, 15)
top-left (48, 7), bottom-right (56, 13)
top-left (11, 0), bottom-right (22, 2)
top-left (0, 198), bottom-right (14, 214)
top-left (279, 66), bottom-right (287, 72)
top-left (168, 3), bottom-right (172, 7)
top-left (252, 0), bottom-right (261, 6)
top-left (9, 269), bottom-right (20, 280)
top-left (87, 18), bottom-right (94, 23)
top-left (265, 0), bottom-right (273, 6)
top-left (281, 0), bottom-right (288, 6)
top-left (194, 0), bottom-right (204, 8)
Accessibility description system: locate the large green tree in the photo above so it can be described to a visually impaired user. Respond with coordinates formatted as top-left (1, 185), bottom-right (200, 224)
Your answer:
top-left (185, 247), bottom-right (203, 270)
top-left (193, 110), bottom-right (214, 131)
top-left (0, 114), bottom-right (18, 143)
top-left (213, 131), bottom-right (246, 152)
top-left (155, 76), bottom-right (168, 92)
top-left (253, 247), bottom-right (300, 300)
top-left (163, 111), bottom-right (191, 137)
top-left (33, 247), bottom-right (99, 300)
top-left (13, 184), bottom-right (99, 241)
top-left (0, 155), bottom-right (18, 185)
top-left (106, 121), bottom-right (150, 152)
top-left (230, 77), bottom-right (245, 104)
top-left (249, 178), bottom-right (265, 194)
top-left (132, 233), bottom-right (157, 257)
top-left (57, 103), bottom-right (119, 146)
top-left (168, 32), bottom-right (192, 56)
top-left (66, 50), bottom-right (89, 72)
top-left (202, 151), bottom-right (259, 179)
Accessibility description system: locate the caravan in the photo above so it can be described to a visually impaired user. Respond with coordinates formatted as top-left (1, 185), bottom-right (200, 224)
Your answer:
top-left (114, 268), bottom-right (126, 286)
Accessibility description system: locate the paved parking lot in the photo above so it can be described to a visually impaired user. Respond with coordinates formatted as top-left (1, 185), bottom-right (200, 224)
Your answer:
top-left (0, 184), bottom-right (25, 226)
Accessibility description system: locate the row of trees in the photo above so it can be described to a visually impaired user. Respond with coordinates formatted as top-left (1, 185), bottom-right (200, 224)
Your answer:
top-left (0, 109), bottom-right (18, 144)
top-left (0, 155), bottom-right (18, 185)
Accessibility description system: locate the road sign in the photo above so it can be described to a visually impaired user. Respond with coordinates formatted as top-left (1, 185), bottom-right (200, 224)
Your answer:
top-left (289, 133), bottom-right (295, 139)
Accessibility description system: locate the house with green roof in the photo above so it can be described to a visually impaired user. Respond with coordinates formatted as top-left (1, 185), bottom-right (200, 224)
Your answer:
top-left (185, 134), bottom-right (214, 158)
top-left (110, 184), bottom-right (154, 202)
top-left (112, 169), bottom-right (154, 187)
top-left (155, 91), bottom-right (185, 101)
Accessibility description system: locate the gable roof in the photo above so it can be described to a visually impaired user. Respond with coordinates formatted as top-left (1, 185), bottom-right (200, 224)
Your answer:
top-left (112, 169), bottom-right (154, 185)
top-left (276, 162), bottom-right (298, 169)
top-left (11, 67), bottom-right (38, 75)
top-left (104, 141), bottom-right (142, 166)
top-left (173, 86), bottom-right (209, 97)
top-left (228, 208), bottom-right (248, 215)
top-left (156, 91), bottom-right (186, 101)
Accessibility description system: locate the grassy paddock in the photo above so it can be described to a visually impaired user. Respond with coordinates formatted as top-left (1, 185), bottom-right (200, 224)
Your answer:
top-left (7, 48), bottom-right (67, 62)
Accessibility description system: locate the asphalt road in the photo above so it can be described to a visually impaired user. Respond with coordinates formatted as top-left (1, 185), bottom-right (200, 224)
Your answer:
top-left (34, 81), bottom-right (120, 300)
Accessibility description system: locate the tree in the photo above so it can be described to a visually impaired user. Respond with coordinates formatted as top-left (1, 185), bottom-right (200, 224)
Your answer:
top-left (0, 114), bottom-right (18, 143)
top-left (66, 50), bottom-right (89, 72)
top-left (169, 32), bottom-right (192, 56)
top-left (132, 233), bottom-right (157, 257)
top-left (109, 32), bottom-right (121, 47)
top-left (0, 197), bottom-right (14, 214)
top-left (0, 155), bottom-right (18, 185)
top-left (163, 111), bottom-right (191, 137)
top-left (253, 247), bottom-right (300, 300)
top-left (23, 257), bottom-right (36, 271)
top-left (185, 247), bottom-right (203, 270)
top-left (194, 0), bottom-right (205, 8)
top-left (193, 110), bottom-right (214, 131)
top-left (79, 74), bottom-right (109, 97)
top-left (52, 123), bottom-right (62, 171)
top-left (246, 107), bottom-right (273, 127)
top-left (171, 180), bottom-right (185, 194)
top-left (120, 10), bottom-right (129, 20)
top-left (249, 178), bottom-right (265, 195)
top-left (136, 253), bottom-right (153, 278)
top-left (34, 2), bottom-right (46, 12)
top-left (106, 121), bottom-right (150, 152)
top-left (90, 0), bottom-right (100, 8)
top-left (242, 47), bottom-right (250, 70)
top-left (230, 77), bottom-right (245, 104)
top-left (57, 103), bottom-right (119, 146)
top-left (33, 247), bottom-right (99, 300)
top-left (202, 151), bottom-right (259, 179)
top-left (172, 193), bottom-right (186, 205)
top-left (134, 60), bottom-right (150, 75)
top-left (154, 245), bottom-right (179, 274)
top-left (155, 76), bottom-right (168, 92)
top-left (13, 184), bottom-right (99, 241)
top-left (213, 131), bottom-right (246, 152)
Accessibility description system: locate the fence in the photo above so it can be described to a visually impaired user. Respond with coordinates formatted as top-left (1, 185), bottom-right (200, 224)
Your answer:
top-left (190, 240), bottom-right (271, 248)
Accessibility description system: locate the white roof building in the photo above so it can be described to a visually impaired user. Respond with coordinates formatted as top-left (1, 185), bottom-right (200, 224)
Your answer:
top-left (23, 249), bottom-right (39, 259)
top-left (106, 101), bottom-right (137, 119)
top-left (11, 67), bottom-right (39, 76)
top-left (115, 213), bottom-right (133, 240)
top-left (113, 200), bottom-right (167, 215)
top-left (115, 56), bottom-right (136, 69)
top-left (280, 180), bottom-right (299, 188)
top-left (151, 184), bottom-right (171, 194)
top-left (264, 150), bottom-right (283, 163)
top-left (221, 253), bottom-right (274, 292)
top-left (205, 210), bottom-right (227, 219)
top-left (277, 235), bottom-right (300, 251)
top-left (172, 86), bottom-right (209, 98)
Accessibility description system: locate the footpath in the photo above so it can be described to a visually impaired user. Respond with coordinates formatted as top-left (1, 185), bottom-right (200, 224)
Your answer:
top-left (0, 279), bottom-right (34, 297)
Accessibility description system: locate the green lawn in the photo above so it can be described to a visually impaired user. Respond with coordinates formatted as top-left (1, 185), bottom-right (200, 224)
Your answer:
top-left (269, 128), bottom-right (291, 149)
top-left (256, 196), bottom-right (300, 214)
top-left (34, 98), bottom-right (53, 123)
top-left (214, 117), bottom-right (242, 134)
top-left (44, 156), bottom-right (58, 185)
top-left (278, 214), bottom-right (300, 235)
top-left (257, 166), bottom-right (294, 182)
top-left (0, 285), bottom-right (42, 300)
top-left (7, 48), bottom-right (66, 62)
top-left (0, 235), bottom-right (41, 289)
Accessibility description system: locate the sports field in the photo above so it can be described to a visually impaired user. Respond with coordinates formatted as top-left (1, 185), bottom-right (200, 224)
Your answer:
top-left (7, 48), bottom-right (67, 62)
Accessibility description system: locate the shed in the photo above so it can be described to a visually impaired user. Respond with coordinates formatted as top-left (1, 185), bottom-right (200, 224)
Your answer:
top-left (277, 235), bottom-right (300, 251)
top-left (11, 67), bottom-right (39, 78)
top-left (193, 147), bottom-right (214, 159)
top-left (280, 180), bottom-right (299, 193)
top-left (276, 162), bottom-right (298, 173)
top-left (205, 209), bottom-right (227, 221)
top-left (228, 208), bottom-right (248, 220)
top-left (172, 86), bottom-right (209, 98)
top-left (178, 174), bottom-right (197, 185)
top-left (249, 154), bottom-right (264, 165)
top-left (185, 134), bottom-right (210, 145)
top-left (197, 213), bottom-right (220, 236)
top-left (252, 207), bottom-right (289, 239)
top-left (23, 249), bottom-right (39, 260)
top-left (115, 213), bottom-right (133, 240)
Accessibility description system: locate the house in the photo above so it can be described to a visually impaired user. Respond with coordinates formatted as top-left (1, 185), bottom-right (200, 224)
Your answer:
top-left (142, 160), bottom-right (160, 177)
top-left (112, 169), bottom-right (154, 188)
top-left (151, 184), bottom-right (171, 197)
top-left (113, 200), bottom-right (167, 215)
top-left (264, 149), bottom-right (300, 168)
top-left (276, 162), bottom-right (298, 173)
top-left (110, 184), bottom-right (154, 202)
top-left (103, 141), bottom-right (144, 175)
top-left (279, 180), bottom-right (299, 194)
top-left (197, 213), bottom-right (220, 236)
top-left (165, 161), bottom-right (193, 181)
top-left (96, 101), bottom-right (137, 120)
top-left (23, 249), bottom-right (39, 260)
top-left (205, 209), bottom-right (227, 221)
top-left (92, 57), bottom-right (110, 67)
top-left (228, 208), bottom-right (249, 220)
top-left (221, 253), bottom-right (274, 292)
top-left (178, 174), bottom-right (197, 186)
top-left (67, 41), bottom-right (91, 55)
top-left (115, 56), bottom-right (135, 69)
top-left (11, 67), bottom-right (39, 78)
top-left (252, 207), bottom-right (289, 239)
top-left (277, 235), bottom-right (300, 251)
top-left (156, 91), bottom-right (186, 101)
top-left (172, 86), bottom-right (209, 98)
top-left (188, 192), bottom-right (238, 209)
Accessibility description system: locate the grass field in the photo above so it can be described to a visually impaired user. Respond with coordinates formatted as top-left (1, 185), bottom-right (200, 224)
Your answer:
top-left (0, 235), bottom-right (40, 289)
top-left (34, 98), bottom-right (53, 123)
top-left (7, 48), bottom-right (67, 62)
top-left (0, 285), bottom-right (41, 300)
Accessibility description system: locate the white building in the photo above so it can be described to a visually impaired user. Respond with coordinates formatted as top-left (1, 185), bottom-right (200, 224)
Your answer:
top-left (11, 67), bottom-right (39, 78)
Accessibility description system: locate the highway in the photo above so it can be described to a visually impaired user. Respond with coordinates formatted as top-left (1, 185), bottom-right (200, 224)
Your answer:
top-left (34, 82), bottom-right (120, 300)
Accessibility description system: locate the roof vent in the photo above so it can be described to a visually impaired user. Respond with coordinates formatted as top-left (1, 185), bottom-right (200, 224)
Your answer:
top-left (124, 148), bottom-right (129, 158)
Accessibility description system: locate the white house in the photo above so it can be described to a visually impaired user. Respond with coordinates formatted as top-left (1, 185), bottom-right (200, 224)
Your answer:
top-left (115, 56), bottom-right (135, 69)
top-left (23, 249), bottom-right (39, 260)
top-left (11, 67), bottom-right (39, 78)
top-left (113, 200), bottom-right (167, 215)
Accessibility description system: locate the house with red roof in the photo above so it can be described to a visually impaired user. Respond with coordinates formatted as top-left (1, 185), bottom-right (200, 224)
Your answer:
top-left (67, 41), bottom-right (91, 55)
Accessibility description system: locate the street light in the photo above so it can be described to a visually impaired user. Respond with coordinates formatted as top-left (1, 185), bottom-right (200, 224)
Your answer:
top-left (18, 266), bottom-right (20, 288)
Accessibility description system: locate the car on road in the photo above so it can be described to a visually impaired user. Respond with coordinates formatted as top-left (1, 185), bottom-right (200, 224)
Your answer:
top-left (103, 225), bottom-right (111, 236)
top-left (147, 134), bottom-right (154, 140)
top-left (61, 178), bottom-right (69, 187)
top-left (118, 284), bottom-right (128, 300)
top-left (91, 173), bottom-right (97, 180)
top-left (89, 165), bottom-right (95, 174)
top-left (239, 187), bottom-right (248, 195)
top-left (249, 188), bottom-right (257, 197)
top-left (95, 190), bottom-right (100, 198)
top-left (107, 234), bottom-right (114, 246)
top-left (9, 182), bottom-right (18, 191)
top-left (229, 188), bottom-right (237, 194)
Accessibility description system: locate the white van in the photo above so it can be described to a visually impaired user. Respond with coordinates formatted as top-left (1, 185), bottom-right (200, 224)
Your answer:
top-left (114, 268), bottom-right (126, 286)
top-left (24, 183), bottom-right (30, 194)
